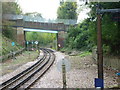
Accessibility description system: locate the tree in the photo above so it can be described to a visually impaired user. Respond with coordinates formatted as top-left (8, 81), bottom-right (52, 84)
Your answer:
top-left (57, 1), bottom-right (78, 19)
top-left (2, 2), bottom-right (22, 14)
top-left (88, 2), bottom-right (120, 54)
top-left (26, 32), bottom-right (56, 48)
top-left (65, 19), bottom-right (92, 50)
top-left (25, 12), bottom-right (42, 18)
top-left (2, 2), bottom-right (22, 40)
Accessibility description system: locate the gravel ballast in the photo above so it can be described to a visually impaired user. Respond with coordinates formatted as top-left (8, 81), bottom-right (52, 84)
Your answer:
top-left (0, 51), bottom-right (118, 88)
top-left (32, 51), bottom-right (118, 88)
top-left (0, 51), bottom-right (44, 84)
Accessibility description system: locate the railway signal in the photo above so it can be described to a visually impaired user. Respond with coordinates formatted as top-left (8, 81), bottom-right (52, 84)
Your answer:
top-left (34, 41), bottom-right (38, 50)
top-left (12, 42), bottom-right (15, 46)
top-left (26, 41), bottom-right (29, 51)
top-left (34, 41), bottom-right (38, 45)
top-left (26, 41), bottom-right (29, 45)
top-left (31, 41), bottom-right (34, 50)
top-left (32, 41), bottom-right (34, 44)
top-left (11, 42), bottom-right (15, 59)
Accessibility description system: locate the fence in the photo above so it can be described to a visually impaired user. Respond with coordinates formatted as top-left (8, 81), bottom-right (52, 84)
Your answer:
top-left (92, 48), bottom-right (120, 70)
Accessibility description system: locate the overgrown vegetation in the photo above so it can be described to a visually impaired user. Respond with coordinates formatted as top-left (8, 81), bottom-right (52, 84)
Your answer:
top-left (57, 1), bottom-right (120, 55)
top-left (88, 2), bottom-right (120, 55)
top-left (79, 51), bottom-right (91, 57)
top-left (2, 2), bottom-right (22, 39)
top-left (2, 2), bottom-right (22, 14)
top-left (57, 1), bottom-right (77, 19)
top-left (2, 34), bottom-right (22, 56)
top-left (1, 51), bottom-right (38, 75)
top-left (2, 2), bottom-right (22, 38)
top-left (65, 19), bottom-right (92, 51)
top-left (2, 1), bottom-right (120, 56)
top-left (2, 2), bottom-right (23, 56)
top-left (26, 32), bottom-right (57, 49)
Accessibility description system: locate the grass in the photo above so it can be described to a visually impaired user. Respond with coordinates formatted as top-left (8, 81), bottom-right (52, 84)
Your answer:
top-left (1, 34), bottom-right (23, 56)
top-left (60, 48), bottom-right (92, 57)
top-left (0, 33), bottom-right (2, 56)
top-left (79, 51), bottom-right (92, 57)
top-left (1, 51), bottom-right (39, 75)
top-left (60, 47), bottom-right (74, 53)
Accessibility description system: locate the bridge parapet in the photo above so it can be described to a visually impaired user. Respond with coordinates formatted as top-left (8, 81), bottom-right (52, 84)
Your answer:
top-left (16, 19), bottom-right (24, 27)
top-left (23, 21), bottom-right (66, 31)
top-left (3, 14), bottom-right (78, 32)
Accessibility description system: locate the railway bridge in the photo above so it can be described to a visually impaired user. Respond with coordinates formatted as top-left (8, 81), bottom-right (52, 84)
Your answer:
top-left (3, 14), bottom-right (77, 49)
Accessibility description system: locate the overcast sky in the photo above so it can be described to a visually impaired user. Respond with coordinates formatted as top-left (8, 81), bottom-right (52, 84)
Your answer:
top-left (17, 0), bottom-right (90, 22)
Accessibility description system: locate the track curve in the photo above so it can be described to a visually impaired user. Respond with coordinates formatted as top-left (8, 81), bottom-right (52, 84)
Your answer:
top-left (0, 48), bottom-right (55, 90)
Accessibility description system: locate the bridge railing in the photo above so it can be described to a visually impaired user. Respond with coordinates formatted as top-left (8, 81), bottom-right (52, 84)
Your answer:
top-left (3, 14), bottom-right (77, 25)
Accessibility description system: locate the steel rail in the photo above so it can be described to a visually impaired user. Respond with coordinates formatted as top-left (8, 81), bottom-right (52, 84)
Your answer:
top-left (24, 49), bottom-right (55, 89)
top-left (0, 48), bottom-right (47, 90)
top-left (10, 48), bottom-right (54, 89)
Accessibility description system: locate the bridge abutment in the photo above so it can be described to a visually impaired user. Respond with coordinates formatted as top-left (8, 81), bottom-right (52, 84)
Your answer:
top-left (57, 31), bottom-right (65, 50)
top-left (16, 27), bottom-right (25, 46)
top-left (16, 19), bottom-right (25, 47)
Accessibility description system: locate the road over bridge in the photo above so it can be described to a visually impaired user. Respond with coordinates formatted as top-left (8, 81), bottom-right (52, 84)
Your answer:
top-left (3, 14), bottom-right (77, 49)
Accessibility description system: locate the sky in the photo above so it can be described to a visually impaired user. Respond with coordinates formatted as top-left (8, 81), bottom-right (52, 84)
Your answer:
top-left (17, 0), bottom-right (90, 22)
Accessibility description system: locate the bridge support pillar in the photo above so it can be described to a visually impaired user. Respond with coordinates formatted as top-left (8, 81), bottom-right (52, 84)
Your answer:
top-left (56, 33), bottom-right (58, 51)
top-left (57, 31), bottom-right (65, 50)
top-left (16, 27), bottom-right (25, 47)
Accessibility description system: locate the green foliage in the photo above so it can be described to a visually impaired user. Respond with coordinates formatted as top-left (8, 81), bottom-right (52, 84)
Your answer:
top-left (26, 32), bottom-right (56, 48)
top-left (57, 1), bottom-right (120, 55)
top-left (2, 2), bottom-right (22, 14)
top-left (2, 20), bottom-right (17, 41)
top-left (79, 51), bottom-right (91, 57)
top-left (1, 2), bottom-right (23, 56)
top-left (57, 1), bottom-right (77, 19)
top-left (57, 1), bottom-right (92, 51)
top-left (1, 51), bottom-right (38, 74)
top-left (1, 35), bottom-right (23, 56)
top-left (65, 19), bottom-right (92, 51)
top-left (2, 2), bottom-right (22, 40)
top-left (24, 12), bottom-right (42, 18)
top-left (88, 2), bottom-right (120, 55)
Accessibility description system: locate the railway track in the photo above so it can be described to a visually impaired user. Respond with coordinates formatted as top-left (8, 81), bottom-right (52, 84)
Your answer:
top-left (0, 48), bottom-right (55, 89)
